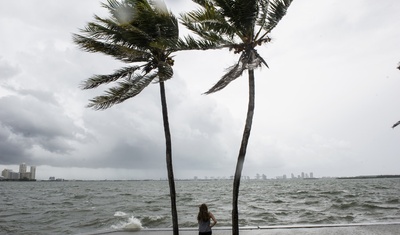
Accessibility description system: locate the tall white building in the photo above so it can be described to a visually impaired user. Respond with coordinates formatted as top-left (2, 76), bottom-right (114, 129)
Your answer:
top-left (30, 166), bottom-right (36, 180)
top-left (19, 163), bottom-right (27, 174)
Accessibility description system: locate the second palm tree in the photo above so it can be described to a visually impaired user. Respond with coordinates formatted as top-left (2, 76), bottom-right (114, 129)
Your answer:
top-left (181, 0), bottom-right (294, 234)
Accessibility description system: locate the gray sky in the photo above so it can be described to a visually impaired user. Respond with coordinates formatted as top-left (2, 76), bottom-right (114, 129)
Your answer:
top-left (0, 0), bottom-right (399, 180)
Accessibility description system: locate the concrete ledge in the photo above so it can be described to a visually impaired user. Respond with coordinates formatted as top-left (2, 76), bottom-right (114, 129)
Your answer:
top-left (84, 222), bottom-right (400, 235)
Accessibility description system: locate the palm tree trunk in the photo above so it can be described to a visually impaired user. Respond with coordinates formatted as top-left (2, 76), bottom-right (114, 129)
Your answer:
top-left (232, 69), bottom-right (255, 235)
top-left (159, 81), bottom-right (179, 235)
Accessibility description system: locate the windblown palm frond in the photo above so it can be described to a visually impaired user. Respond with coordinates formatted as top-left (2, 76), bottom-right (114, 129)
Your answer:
top-left (392, 120), bottom-right (400, 129)
top-left (181, 0), bottom-right (293, 93)
top-left (74, 0), bottom-right (179, 109)
top-left (80, 66), bottom-right (142, 89)
top-left (205, 49), bottom-right (267, 94)
top-left (262, 0), bottom-right (293, 33)
top-left (174, 35), bottom-right (222, 50)
top-left (87, 72), bottom-right (157, 110)
top-left (180, 2), bottom-right (236, 45)
top-left (204, 57), bottom-right (246, 94)
top-left (73, 34), bottom-right (152, 63)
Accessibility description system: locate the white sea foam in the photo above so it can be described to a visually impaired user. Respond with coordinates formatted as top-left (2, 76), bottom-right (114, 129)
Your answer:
top-left (111, 215), bottom-right (143, 231)
top-left (114, 211), bottom-right (127, 217)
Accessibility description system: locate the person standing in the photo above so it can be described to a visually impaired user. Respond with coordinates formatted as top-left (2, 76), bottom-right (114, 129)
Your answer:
top-left (198, 203), bottom-right (217, 235)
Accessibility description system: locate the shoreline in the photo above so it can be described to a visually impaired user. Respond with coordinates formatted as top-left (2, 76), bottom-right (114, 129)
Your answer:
top-left (2, 175), bottom-right (400, 182)
top-left (81, 222), bottom-right (400, 235)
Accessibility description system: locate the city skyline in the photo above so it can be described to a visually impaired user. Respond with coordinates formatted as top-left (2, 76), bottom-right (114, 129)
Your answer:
top-left (1, 163), bottom-right (36, 180)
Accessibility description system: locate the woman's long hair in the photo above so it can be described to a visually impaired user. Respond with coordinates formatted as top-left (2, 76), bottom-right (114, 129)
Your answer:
top-left (197, 204), bottom-right (210, 222)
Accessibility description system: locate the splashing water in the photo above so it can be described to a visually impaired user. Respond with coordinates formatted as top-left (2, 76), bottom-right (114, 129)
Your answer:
top-left (111, 213), bottom-right (143, 231)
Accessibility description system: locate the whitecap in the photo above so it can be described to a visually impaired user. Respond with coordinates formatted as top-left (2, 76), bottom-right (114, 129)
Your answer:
top-left (114, 211), bottom-right (127, 217)
top-left (111, 216), bottom-right (143, 231)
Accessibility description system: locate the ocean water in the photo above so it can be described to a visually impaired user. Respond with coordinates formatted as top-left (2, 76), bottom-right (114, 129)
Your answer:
top-left (1, 178), bottom-right (400, 234)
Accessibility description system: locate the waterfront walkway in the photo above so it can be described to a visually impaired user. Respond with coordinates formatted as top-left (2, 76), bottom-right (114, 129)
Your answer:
top-left (92, 222), bottom-right (400, 235)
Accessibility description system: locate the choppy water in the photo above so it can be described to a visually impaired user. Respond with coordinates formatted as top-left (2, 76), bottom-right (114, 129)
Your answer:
top-left (1, 178), bottom-right (400, 234)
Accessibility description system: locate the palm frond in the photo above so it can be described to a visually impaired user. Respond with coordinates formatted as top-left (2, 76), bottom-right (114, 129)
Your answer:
top-left (205, 48), bottom-right (268, 94)
top-left (263, 0), bottom-right (293, 33)
top-left (88, 15), bottom-right (156, 49)
top-left (192, 0), bottom-right (209, 7)
top-left (73, 34), bottom-right (152, 62)
top-left (180, 4), bottom-right (237, 41)
top-left (227, 0), bottom-right (258, 36)
top-left (84, 1), bottom-right (178, 50)
top-left (174, 35), bottom-right (224, 50)
top-left (204, 54), bottom-right (247, 94)
top-left (75, 0), bottom-right (182, 110)
top-left (251, 49), bottom-right (269, 68)
top-left (254, 0), bottom-right (269, 39)
top-left (392, 120), bottom-right (400, 128)
top-left (81, 66), bottom-right (142, 89)
top-left (87, 72), bottom-right (157, 110)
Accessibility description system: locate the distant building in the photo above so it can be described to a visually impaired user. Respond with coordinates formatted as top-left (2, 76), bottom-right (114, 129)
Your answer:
top-left (2, 169), bottom-right (20, 179)
top-left (2, 169), bottom-right (13, 179)
top-left (30, 166), bottom-right (36, 180)
top-left (0, 163), bottom-right (36, 180)
top-left (19, 163), bottom-right (36, 180)
top-left (20, 172), bottom-right (31, 180)
top-left (19, 163), bottom-right (27, 174)
top-left (9, 171), bottom-right (20, 179)
top-left (262, 174), bottom-right (267, 180)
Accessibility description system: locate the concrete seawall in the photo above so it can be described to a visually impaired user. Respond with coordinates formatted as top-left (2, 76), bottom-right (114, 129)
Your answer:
top-left (89, 222), bottom-right (400, 235)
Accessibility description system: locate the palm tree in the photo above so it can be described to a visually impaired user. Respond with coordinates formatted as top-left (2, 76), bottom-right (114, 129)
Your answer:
top-left (73, 0), bottom-right (180, 234)
top-left (180, 0), bottom-right (293, 234)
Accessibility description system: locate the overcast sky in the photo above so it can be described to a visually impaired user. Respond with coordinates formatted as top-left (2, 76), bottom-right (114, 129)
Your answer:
top-left (0, 0), bottom-right (399, 180)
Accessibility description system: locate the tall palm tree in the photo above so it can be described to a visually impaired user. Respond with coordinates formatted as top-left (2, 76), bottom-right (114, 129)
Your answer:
top-left (73, 0), bottom-right (180, 234)
top-left (180, 0), bottom-right (293, 234)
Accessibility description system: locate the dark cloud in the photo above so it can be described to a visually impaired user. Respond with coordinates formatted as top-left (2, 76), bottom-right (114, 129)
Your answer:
top-left (1, 0), bottom-right (400, 180)
top-left (0, 93), bottom-right (85, 164)
top-left (0, 126), bottom-right (29, 164)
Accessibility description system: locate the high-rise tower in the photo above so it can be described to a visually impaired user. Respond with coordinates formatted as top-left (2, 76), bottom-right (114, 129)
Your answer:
top-left (30, 166), bottom-right (36, 180)
top-left (19, 163), bottom-right (27, 174)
